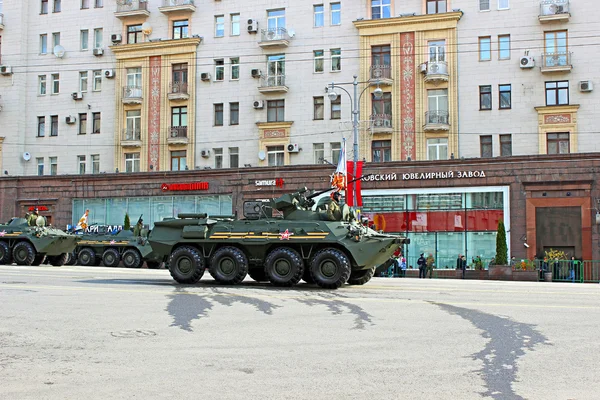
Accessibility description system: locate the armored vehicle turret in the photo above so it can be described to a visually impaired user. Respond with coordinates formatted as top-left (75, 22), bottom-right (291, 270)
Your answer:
top-left (149, 188), bottom-right (408, 289)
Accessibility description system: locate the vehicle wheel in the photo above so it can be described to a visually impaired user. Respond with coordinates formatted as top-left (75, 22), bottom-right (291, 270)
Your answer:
top-left (264, 247), bottom-right (304, 287)
top-left (248, 268), bottom-right (269, 282)
top-left (209, 246), bottom-right (248, 285)
top-left (309, 248), bottom-right (351, 289)
top-left (32, 254), bottom-right (46, 266)
top-left (122, 249), bottom-right (143, 269)
top-left (66, 252), bottom-right (77, 265)
top-left (347, 267), bottom-right (375, 285)
top-left (0, 241), bottom-right (11, 265)
top-left (78, 248), bottom-right (97, 267)
top-left (102, 248), bottom-right (121, 267)
top-left (169, 246), bottom-right (204, 283)
top-left (146, 260), bottom-right (162, 269)
top-left (302, 267), bottom-right (315, 284)
top-left (13, 241), bottom-right (36, 266)
top-left (47, 253), bottom-right (68, 267)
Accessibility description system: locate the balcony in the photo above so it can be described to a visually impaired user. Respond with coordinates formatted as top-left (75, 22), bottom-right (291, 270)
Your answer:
top-left (259, 28), bottom-right (291, 48)
top-left (0, 14), bottom-right (4, 30)
top-left (540, 52), bottom-right (572, 73)
top-left (258, 75), bottom-right (288, 93)
top-left (370, 114), bottom-right (393, 133)
top-left (159, 0), bottom-right (196, 14)
top-left (424, 111), bottom-right (450, 131)
top-left (121, 129), bottom-right (142, 147)
top-left (115, 0), bottom-right (150, 19)
top-left (122, 86), bottom-right (143, 104)
top-left (168, 82), bottom-right (189, 100)
top-left (423, 61), bottom-right (449, 83)
top-left (369, 65), bottom-right (392, 86)
top-left (539, 0), bottom-right (570, 23)
top-left (168, 126), bottom-right (189, 145)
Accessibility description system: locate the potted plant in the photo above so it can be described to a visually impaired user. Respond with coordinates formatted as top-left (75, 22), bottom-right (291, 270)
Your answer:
top-left (543, 248), bottom-right (567, 282)
top-left (512, 259), bottom-right (538, 281)
top-left (489, 219), bottom-right (512, 280)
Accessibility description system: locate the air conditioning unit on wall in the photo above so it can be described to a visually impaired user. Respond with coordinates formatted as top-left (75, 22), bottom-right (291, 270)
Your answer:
top-left (200, 72), bottom-right (211, 81)
top-left (103, 69), bottom-right (115, 78)
top-left (200, 149), bottom-right (211, 158)
top-left (287, 143), bottom-right (300, 153)
top-left (579, 80), bottom-right (593, 92)
top-left (253, 100), bottom-right (264, 109)
top-left (520, 56), bottom-right (535, 69)
top-left (111, 34), bottom-right (122, 43)
top-left (247, 19), bottom-right (258, 33)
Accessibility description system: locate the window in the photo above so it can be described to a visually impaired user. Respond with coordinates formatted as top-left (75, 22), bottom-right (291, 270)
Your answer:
top-left (314, 5), bottom-right (324, 27)
top-left (314, 50), bottom-right (324, 73)
top-left (126, 67), bottom-right (142, 88)
top-left (500, 134), bottom-right (512, 156)
top-left (231, 14), bottom-right (240, 36)
top-left (91, 154), bottom-right (100, 174)
top-left (214, 59), bottom-right (224, 81)
top-left (331, 49), bottom-right (341, 71)
top-left (39, 75), bottom-right (47, 95)
top-left (214, 104), bottom-right (224, 126)
top-left (173, 20), bottom-right (189, 39)
top-left (267, 54), bottom-right (285, 85)
top-left (331, 3), bottom-right (341, 25)
top-left (427, 138), bottom-right (448, 160)
top-left (214, 148), bottom-right (223, 169)
top-left (94, 0), bottom-right (103, 7)
top-left (41, 0), bottom-right (48, 14)
top-left (94, 28), bottom-right (103, 49)
top-left (479, 0), bottom-right (490, 11)
top-left (314, 97), bottom-right (324, 120)
top-left (480, 135), bottom-right (493, 157)
top-left (215, 15), bottom-right (225, 37)
top-left (479, 85), bottom-right (492, 110)
top-left (330, 96), bottom-right (341, 119)
top-left (127, 24), bottom-right (142, 44)
top-left (171, 107), bottom-right (187, 133)
top-left (498, 35), bottom-right (510, 60)
top-left (37, 158), bottom-right (44, 176)
top-left (429, 40), bottom-right (446, 62)
top-left (37, 116), bottom-right (45, 137)
top-left (79, 71), bottom-right (88, 92)
top-left (544, 31), bottom-right (568, 67)
top-left (230, 58), bottom-right (239, 80)
top-left (229, 147), bottom-right (239, 168)
top-left (372, 45), bottom-right (391, 71)
top-left (49, 157), bottom-right (57, 175)
top-left (372, 140), bottom-right (391, 162)
top-left (229, 102), bottom-right (239, 125)
top-left (81, 0), bottom-right (89, 9)
top-left (52, 32), bottom-right (60, 47)
top-left (79, 113), bottom-right (87, 134)
top-left (126, 110), bottom-right (141, 140)
top-left (267, 100), bottom-right (285, 122)
top-left (267, 145), bottom-right (285, 167)
top-left (267, 9), bottom-right (286, 30)
top-left (428, 89), bottom-right (448, 124)
top-left (50, 115), bottom-right (58, 136)
top-left (371, 0), bottom-right (391, 19)
top-left (171, 151), bottom-right (187, 171)
top-left (78, 155), bottom-right (86, 175)
top-left (427, 0), bottom-right (447, 14)
top-left (314, 143), bottom-right (325, 164)
top-left (547, 133), bottom-right (570, 154)
top-left (545, 81), bottom-right (569, 106)
top-left (372, 92), bottom-right (392, 123)
top-left (331, 142), bottom-right (341, 164)
top-left (53, 0), bottom-right (61, 13)
top-left (479, 36), bottom-right (491, 61)
top-left (125, 153), bottom-right (140, 173)
top-left (93, 70), bottom-right (102, 91)
top-left (80, 30), bottom-right (89, 51)
top-left (498, 0), bottom-right (509, 10)
top-left (40, 34), bottom-right (48, 54)
top-left (92, 112), bottom-right (101, 133)
top-left (499, 84), bottom-right (511, 109)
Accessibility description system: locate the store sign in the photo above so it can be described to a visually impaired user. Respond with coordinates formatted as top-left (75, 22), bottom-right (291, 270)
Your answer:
top-left (361, 170), bottom-right (487, 182)
top-left (161, 182), bottom-right (209, 192)
top-left (255, 178), bottom-right (285, 187)
top-left (28, 206), bottom-right (49, 211)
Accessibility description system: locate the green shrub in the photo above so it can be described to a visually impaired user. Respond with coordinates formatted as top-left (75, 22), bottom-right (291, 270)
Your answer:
top-left (495, 219), bottom-right (508, 265)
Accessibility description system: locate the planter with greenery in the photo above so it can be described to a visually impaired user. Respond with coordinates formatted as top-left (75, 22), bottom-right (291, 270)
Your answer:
top-left (489, 219), bottom-right (512, 280)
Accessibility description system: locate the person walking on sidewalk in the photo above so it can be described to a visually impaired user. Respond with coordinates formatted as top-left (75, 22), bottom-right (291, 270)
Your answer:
top-left (417, 253), bottom-right (427, 279)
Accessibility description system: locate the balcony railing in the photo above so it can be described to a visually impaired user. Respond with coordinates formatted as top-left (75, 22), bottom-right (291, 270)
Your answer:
top-left (259, 74), bottom-right (288, 93)
top-left (122, 129), bottom-right (141, 142)
top-left (259, 28), bottom-right (290, 48)
top-left (424, 61), bottom-right (449, 82)
top-left (371, 114), bottom-right (393, 130)
top-left (424, 110), bottom-right (450, 131)
top-left (169, 126), bottom-right (188, 139)
top-left (539, 0), bottom-right (570, 22)
top-left (123, 86), bottom-right (143, 103)
top-left (115, 0), bottom-right (150, 18)
top-left (541, 52), bottom-right (572, 72)
top-left (162, 0), bottom-right (194, 6)
top-left (369, 65), bottom-right (392, 85)
top-left (168, 81), bottom-right (189, 100)
top-left (159, 0), bottom-right (196, 13)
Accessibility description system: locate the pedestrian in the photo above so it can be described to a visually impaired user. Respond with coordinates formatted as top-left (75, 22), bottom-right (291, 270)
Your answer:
top-left (510, 256), bottom-right (517, 268)
top-left (426, 253), bottom-right (435, 279)
top-left (456, 253), bottom-right (462, 270)
top-left (461, 255), bottom-right (467, 279)
top-left (400, 257), bottom-right (407, 277)
top-left (417, 253), bottom-right (426, 279)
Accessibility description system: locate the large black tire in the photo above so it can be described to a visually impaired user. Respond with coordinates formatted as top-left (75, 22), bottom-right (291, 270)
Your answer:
top-left (169, 246), bottom-right (204, 283)
top-left (146, 260), bottom-right (162, 269)
top-left (13, 241), bottom-right (36, 266)
top-left (264, 247), bottom-right (304, 287)
top-left (66, 252), bottom-right (77, 265)
top-left (102, 248), bottom-right (121, 267)
top-left (122, 249), bottom-right (143, 268)
top-left (347, 267), bottom-right (375, 285)
top-left (302, 267), bottom-right (315, 284)
top-left (309, 248), bottom-right (351, 289)
top-left (78, 247), bottom-right (97, 266)
top-left (0, 241), bottom-right (11, 265)
top-left (32, 254), bottom-right (46, 266)
top-left (209, 246), bottom-right (248, 285)
top-left (47, 253), bottom-right (68, 267)
top-left (248, 268), bottom-right (269, 282)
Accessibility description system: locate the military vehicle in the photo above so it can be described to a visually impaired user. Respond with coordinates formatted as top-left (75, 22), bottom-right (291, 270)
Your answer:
top-left (70, 228), bottom-right (162, 269)
top-left (149, 188), bottom-right (408, 289)
top-left (0, 217), bottom-right (79, 266)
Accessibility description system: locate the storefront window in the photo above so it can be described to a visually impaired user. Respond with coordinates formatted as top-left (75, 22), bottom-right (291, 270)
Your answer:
top-left (416, 193), bottom-right (462, 210)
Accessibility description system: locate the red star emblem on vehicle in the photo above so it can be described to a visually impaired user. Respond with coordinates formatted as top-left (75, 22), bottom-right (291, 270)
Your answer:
top-left (110, 240), bottom-right (116, 244)
top-left (279, 229), bottom-right (293, 240)
top-left (0, 230), bottom-right (6, 237)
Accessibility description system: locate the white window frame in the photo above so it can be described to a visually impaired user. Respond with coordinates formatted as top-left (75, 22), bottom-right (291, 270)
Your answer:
top-left (126, 67), bottom-right (142, 87)
top-left (314, 143), bottom-right (325, 164)
top-left (79, 71), bottom-right (88, 92)
top-left (427, 138), bottom-right (448, 160)
top-left (40, 34), bottom-right (48, 54)
top-left (267, 145), bottom-right (285, 167)
top-left (230, 14), bottom-right (240, 36)
top-left (49, 156), bottom-right (58, 176)
top-left (94, 28), bottom-right (103, 49)
top-left (39, 75), bottom-right (47, 95)
top-left (37, 158), bottom-right (44, 176)
top-left (91, 154), bottom-right (100, 174)
top-left (229, 147), bottom-right (239, 168)
top-left (314, 50), bottom-right (324, 73)
top-left (78, 155), bottom-right (86, 175)
top-left (479, 0), bottom-right (490, 11)
top-left (331, 3), bottom-right (341, 26)
top-left (125, 153), bottom-right (140, 173)
top-left (214, 59), bottom-right (225, 81)
top-left (314, 4), bottom-right (324, 27)
top-left (498, 0), bottom-right (509, 10)
top-left (126, 110), bottom-right (141, 139)
top-left (51, 73), bottom-right (60, 94)
top-left (331, 142), bottom-right (341, 164)
top-left (81, 0), bottom-right (89, 9)
top-left (230, 58), bottom-right (239, 80)
top-left (52, 32), bottom-right (60, 47)
top-left (94, 0), bottom-right (103, 8)
top-left (80, 29), bottom-right (89, 51)
top-left (267, 9), bottom-right (286, 30)
top-left (215, 15), bottom-right (225, 38)
top-left (331, 48), bottom-right (341, 72)
top-left (214, 148), bottom-right (223, 169)
top-left (93, 70), bottom-right (102, 91)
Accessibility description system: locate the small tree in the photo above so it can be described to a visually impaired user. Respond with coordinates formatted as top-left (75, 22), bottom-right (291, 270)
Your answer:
top-left (124, 213), bottom-right (131, 231)
top-left (496, 219), bottom-right (508, 265)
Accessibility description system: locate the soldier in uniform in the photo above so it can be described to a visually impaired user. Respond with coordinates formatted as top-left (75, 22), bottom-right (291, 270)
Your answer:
top-left (327, 191), bottom-right (343, 221)
top-left (27, 207), bottom-right (40, 226)
top-left (133, 215), bottom-right (144, 236)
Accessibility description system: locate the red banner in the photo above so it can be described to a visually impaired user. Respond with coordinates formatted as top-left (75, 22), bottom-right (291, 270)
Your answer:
top-left (356, 160), bottom-right (363, 206)
top-left (345, 161), bottom-right (355, 206)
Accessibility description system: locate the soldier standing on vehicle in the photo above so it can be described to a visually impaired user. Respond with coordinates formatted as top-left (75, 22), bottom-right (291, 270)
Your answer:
top-left (133, 216), bottom-right (144, 237)
top-left (27, 208), bottom-right (39, 226)
top-left (327, 191), bottom-right (343, 221)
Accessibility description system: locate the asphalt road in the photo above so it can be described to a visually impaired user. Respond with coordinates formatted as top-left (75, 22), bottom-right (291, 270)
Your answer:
top-left (0, 265), bottom-right (599, 400)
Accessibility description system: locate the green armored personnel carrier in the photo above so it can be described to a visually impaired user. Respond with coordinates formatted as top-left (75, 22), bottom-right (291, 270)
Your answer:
top-left (0, 217), bottom-right (79, 266)
top-left (149, 188), bottom-right (408, 289)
